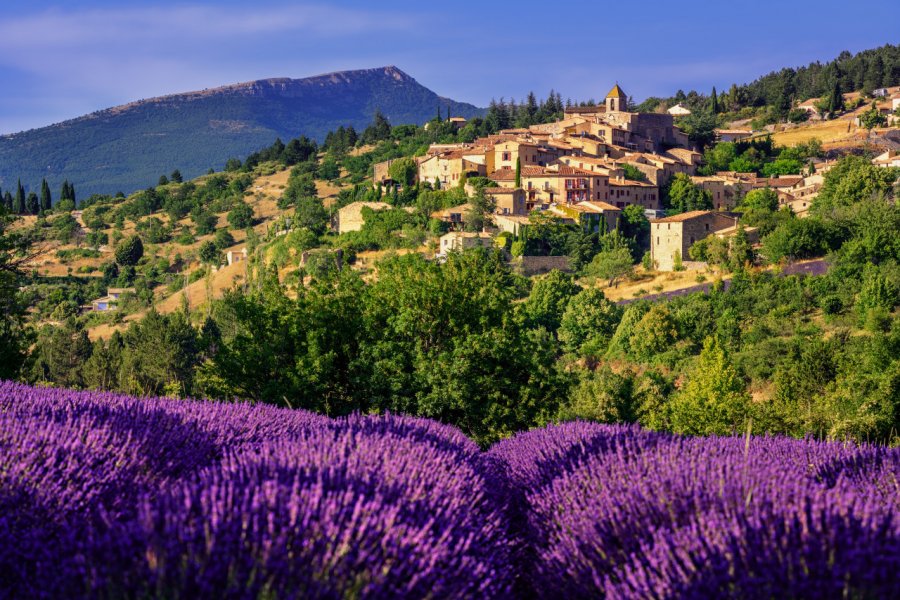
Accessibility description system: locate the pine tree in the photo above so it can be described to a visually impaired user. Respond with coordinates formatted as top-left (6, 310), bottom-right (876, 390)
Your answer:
top-left (40, 179), bottom-right (52, 212)
top-left (60, 180), bottom-right (71, 203)
top-left (14, 180), bottom-right (25, 214)
top-left (170, 169), bottom-right (183, 183)
top-left (2, 191), bottom-right (12, 212)
top-left (26, 192), bottom-right (39, 215)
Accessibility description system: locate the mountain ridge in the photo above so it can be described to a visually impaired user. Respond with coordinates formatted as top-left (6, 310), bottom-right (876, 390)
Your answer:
top-left (0, 66), bottom-right (484, 196)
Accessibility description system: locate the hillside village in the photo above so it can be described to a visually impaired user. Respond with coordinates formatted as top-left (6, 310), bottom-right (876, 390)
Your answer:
top-left (348, 83), bottom-right (900, 274)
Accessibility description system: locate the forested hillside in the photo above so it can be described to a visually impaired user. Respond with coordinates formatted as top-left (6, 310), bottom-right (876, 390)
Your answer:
top-left (0, 66), bottom-right (483, 198)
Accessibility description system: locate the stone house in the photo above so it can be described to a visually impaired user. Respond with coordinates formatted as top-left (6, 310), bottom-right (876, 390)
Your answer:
top-left (483, 187), bottom-right (527, 216)
top-left (608, 177), bottom-right (660, 209)
top-left (551, 201), bottom-right (622, 234)
top-left (437, 231), bottom-right (495, 257)
top-left (335, 201), bottom-right (392, 234)
top-left (650, 210), bottom-right (740, 271)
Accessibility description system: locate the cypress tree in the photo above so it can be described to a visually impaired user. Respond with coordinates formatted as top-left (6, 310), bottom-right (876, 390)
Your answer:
top-left (40, 179), bottom-right (52, 212)
top-left (3, 191), bottom-right (12, 212)
top-left (26, 192), bottom-right (39, 215)
top-left (515, 157), bottom-right (522, 188)
top-left (710, 87), bottom-right (719, 114)
top-left (60, 180), bottom-right (70, 202)
top-left (15, 180), bottom-right (25, 214)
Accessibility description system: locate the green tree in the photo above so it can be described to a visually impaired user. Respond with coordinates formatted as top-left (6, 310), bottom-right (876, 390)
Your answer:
top-left (668, 337), bottom-right (752, 435)
top-left (40, 179), bottom-right (52, 212)
top-left (524, 269), bottom-right (582, 332)
top-left (677, 110), bottom-right (718, 150)
top-left (214, 228), bottom-right (235, 250)
top-left (629, 304), bottom-right (678, 361)
top-left (0, 205), bottom-right (29, 378)
top-left (170, 169), bottom-right (183, 183)
top-left (227, 202), bottom-right (254, 229)
top-left (665, 173), bottom-right (713, 213)
top-left (559, 366), bottom-right (637, 423)
top-left (388, 157), bottom-right (417, 187)
top-left (198, 240), bottom-right (221, 265)
top-left (558, 288), bottom-right (622, 358)
top-left (859, 102), bottom-right (888, 132)
top-left (14, 180), bottom-right (25, 214)
top-left (115, 235), bottom-right (144, 266)
top-left (514, 157), bottom-right (522, 188)
top-left (583, 246), bottom-right (634, 286)
top-left (295, 197), bottom-right (329, 235)
top-left (25, 192), bottom-right (39, 215)
top-left (741, 188), bottom-right (778, 212)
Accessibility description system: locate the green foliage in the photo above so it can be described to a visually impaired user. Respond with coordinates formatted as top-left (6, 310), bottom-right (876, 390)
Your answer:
top-left (760, 218), bottom-right (841, 263)
top-left (524, 270), bottom-right (582, 332)
top-left (387, 157), bottom-right (417, 187)
top-left (812, 155), bottom-right (899, 214)
top-left (559, 366), bottom-right (636, 423)
top-left (665, 173), bottom-right (713, 213)
top-left (859, 102), bottom-right (888, 130)
top-left (583, 246), bottom-right (634, 286)
top-left (198, 240), bottom-right (221, 265)
top-left (629, 305), bottom-right (678, 361)
top-left (227, 202), bottom-right (254, 230)
top-left (115, 235), bottom-right (143, 266)
top-left (667, 337), bottom-right (752, 435)
top-left (558, 288), bottom-right (622, 358)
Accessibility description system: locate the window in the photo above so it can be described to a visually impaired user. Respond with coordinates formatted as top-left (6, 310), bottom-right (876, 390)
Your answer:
top-left (704, 223), bottom-right (709, 231)
top-left (657, 237), bottom-right (660, 245)
top-left (502, 152), bottom-right (511, 161)
top-left (690, 236), bottom-right (694, 244)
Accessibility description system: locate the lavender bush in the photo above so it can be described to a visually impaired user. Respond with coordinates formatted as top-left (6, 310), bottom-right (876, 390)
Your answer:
top-left (1, 382), bottom-right (899, 598)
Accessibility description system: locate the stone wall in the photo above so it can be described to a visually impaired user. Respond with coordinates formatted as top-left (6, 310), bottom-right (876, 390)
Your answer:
top-left (513, 255), bottom-right (572, 276)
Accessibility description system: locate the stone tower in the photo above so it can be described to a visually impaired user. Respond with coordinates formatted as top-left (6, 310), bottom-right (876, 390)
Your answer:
top-left (606, 83), bottom-right (627, 112)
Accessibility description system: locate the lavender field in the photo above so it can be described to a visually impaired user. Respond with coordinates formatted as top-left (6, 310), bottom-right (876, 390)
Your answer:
top-left (1, 381), bottom-right (898, 599)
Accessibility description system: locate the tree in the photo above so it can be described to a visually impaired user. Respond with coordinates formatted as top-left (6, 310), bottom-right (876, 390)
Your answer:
top-left (514, 157), bottom-right (522, 188)
top-left (115, 235), bottom-right (144, 266)
top-left (40, 179), bottom-right (52, 212)
top-left (677, 110), bottom-right (717, 150)
top-left (665, 173), bottom-right (713, 213)
top-left (465, 188), bottom-right (495, 232)
top-left (0, 205), bottom-right (29, 378)
top-left (213, 228), bottom-right (235, 250)
top-left (388, 157), bottom-right (417, 187)
top-left (227, 202), bottom-right (254, 229)
top-left (558, 288), bottom-right (622, 358)
top-left (667, 337), bottom-right (752, 436)
top-left (859, 102), bottom-right (887, 132)
top-left (629, 304), bottom-right (677, 361)
top-left (295, 197), bottom-right (329, 235)
top-left (559, 366), bottom-right (637, 423)
top-left (583, 246), bottom-right (634, 287)
top-left (198, 240), bottom-right (221, 265)
top-left (26, 192), bottom-right (39, 215)
top-left (741, 188), bottom-right (778, 212)
top-left (170, 169), bottom-right (183, 183)
top-left (524, 269), bottom-right (582, 332)
top-left (710, 86), bottom-right (719, 114)
top-left (14, 180), bottom-right (25, 214)
top-left (158, 175), bottom-right (169, 186)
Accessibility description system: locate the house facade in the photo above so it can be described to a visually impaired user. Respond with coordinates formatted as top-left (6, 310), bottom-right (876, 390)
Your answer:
top-left (650, 210), bottom-right (740, 271)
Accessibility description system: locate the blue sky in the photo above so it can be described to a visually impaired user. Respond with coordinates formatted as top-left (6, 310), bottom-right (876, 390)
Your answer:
top-left (1, 0), bottom-right (898, 134)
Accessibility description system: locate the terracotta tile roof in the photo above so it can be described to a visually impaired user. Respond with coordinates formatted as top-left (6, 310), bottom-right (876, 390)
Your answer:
top-left (610, 178), bottom-right (655, 187)
top-left (490, 168), bottom-right (517, 181)
top-left (483, 187), bottom-right (518, 194)
top-left (651, 210), bottom-right (717, 223)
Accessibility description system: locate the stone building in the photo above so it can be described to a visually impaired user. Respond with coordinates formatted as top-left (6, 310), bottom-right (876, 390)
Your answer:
top-left (650, 210), bottom-right (740, 271)
top-left (335, 201), bottom-right (392, 234)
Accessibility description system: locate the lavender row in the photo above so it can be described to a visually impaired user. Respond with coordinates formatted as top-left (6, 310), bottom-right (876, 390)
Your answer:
top-left (2, 382), bottom-right (899, 598)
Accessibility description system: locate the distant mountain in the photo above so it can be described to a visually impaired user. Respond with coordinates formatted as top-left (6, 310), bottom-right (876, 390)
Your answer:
top-left (0, 66), bottom-right (484, 197)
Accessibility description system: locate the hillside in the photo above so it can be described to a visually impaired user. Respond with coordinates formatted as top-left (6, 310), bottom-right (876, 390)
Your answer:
top-left (0, 66), bottom-right (484, 198)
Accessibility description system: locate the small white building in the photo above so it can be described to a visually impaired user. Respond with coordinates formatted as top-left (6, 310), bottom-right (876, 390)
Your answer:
top-left (667, 104), bottom-right (692, 116)
top-left (437, 231), bottom-right (494, 257)
top-left (226, 247), bottom-right (248, 266)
